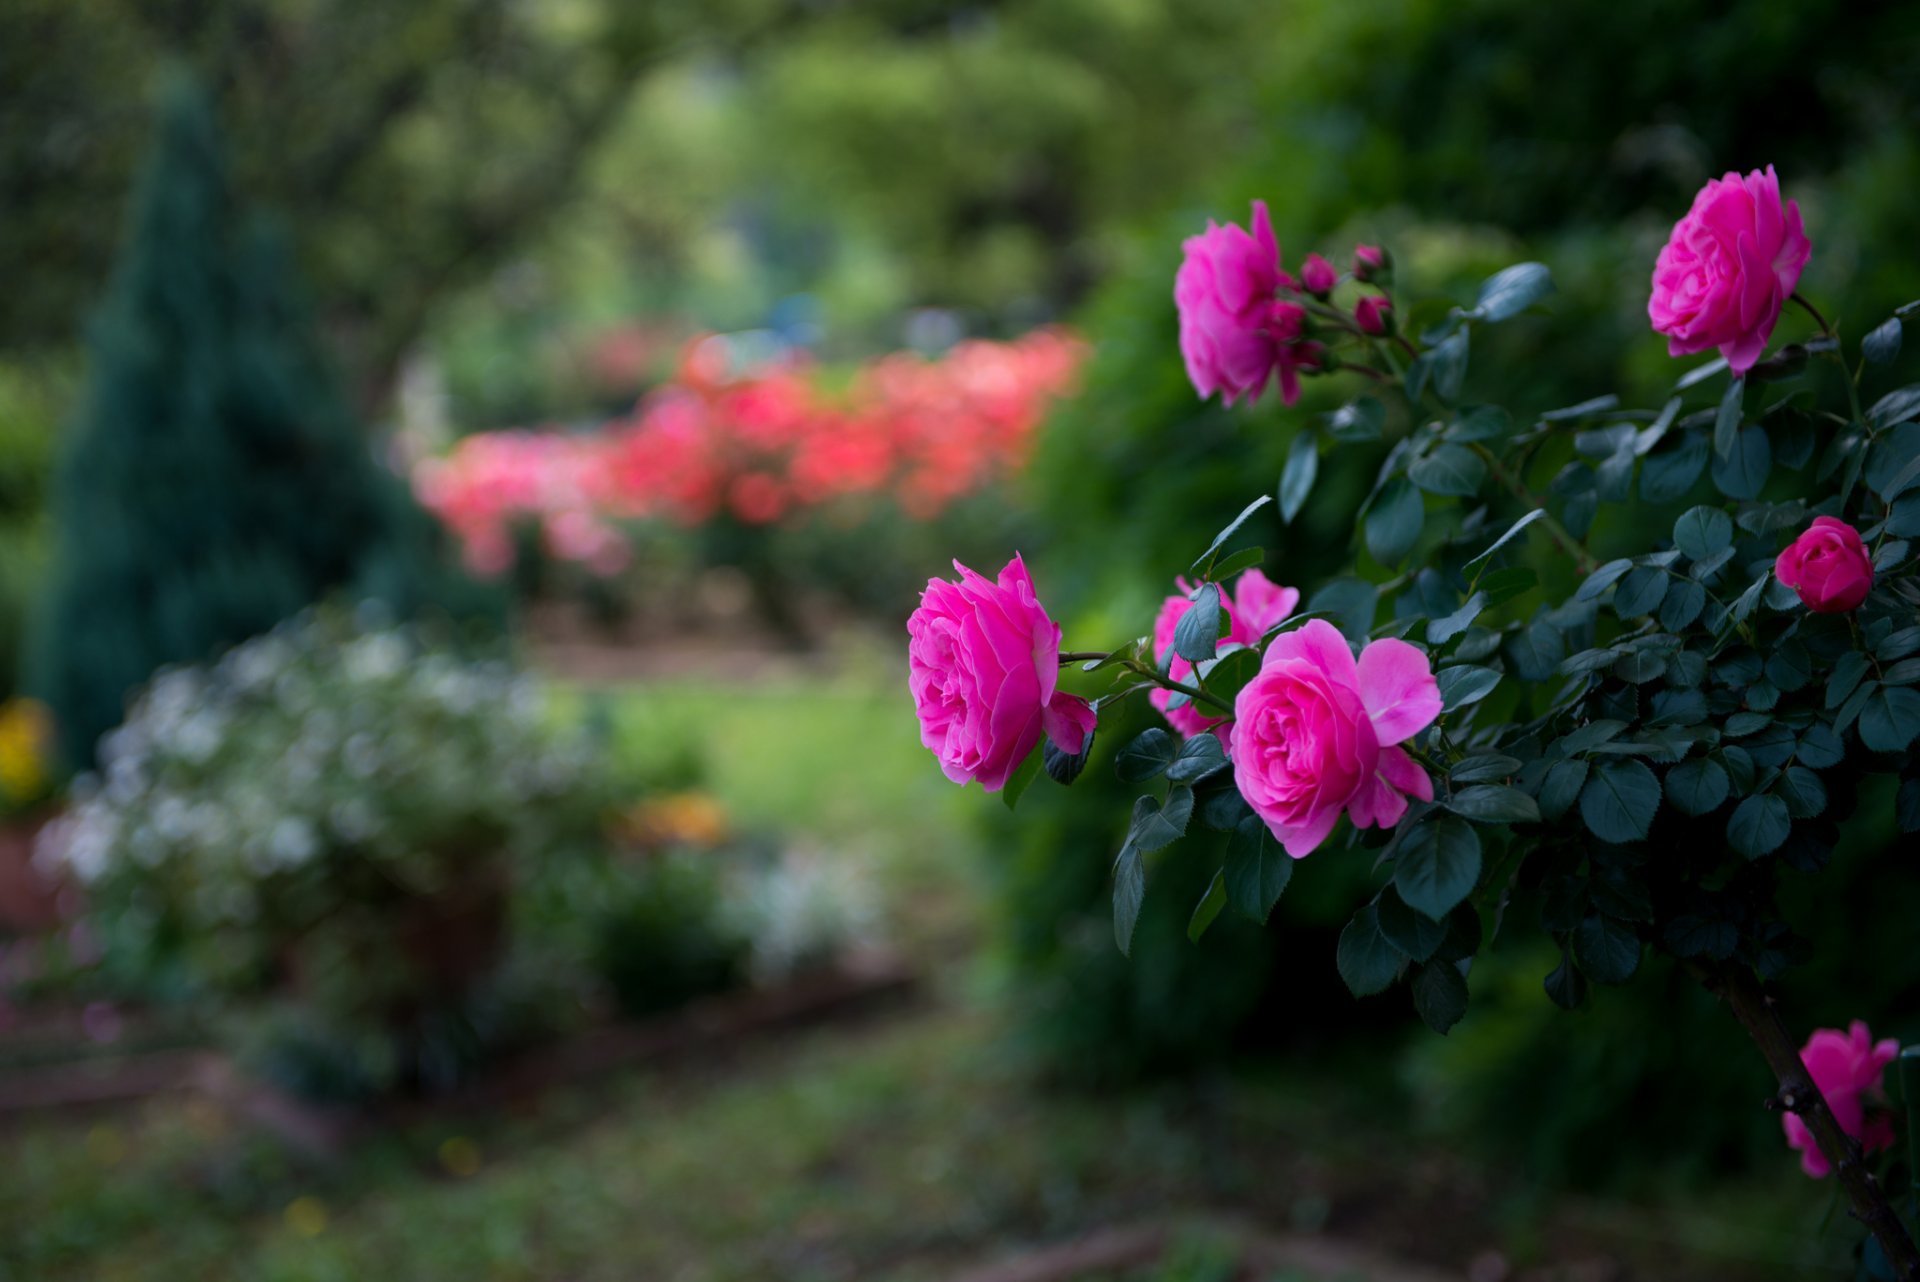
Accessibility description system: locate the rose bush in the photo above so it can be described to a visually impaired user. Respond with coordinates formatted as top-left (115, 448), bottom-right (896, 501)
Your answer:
top-left (911, 167), bottom-right (1920, 1273)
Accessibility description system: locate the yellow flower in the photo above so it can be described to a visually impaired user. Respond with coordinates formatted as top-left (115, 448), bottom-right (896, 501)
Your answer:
top-left (0, 699), bottom-right (51, 806)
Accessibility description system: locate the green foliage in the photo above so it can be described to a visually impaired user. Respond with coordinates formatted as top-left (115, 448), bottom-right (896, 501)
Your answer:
top-left (29, 77), bottom-right (494, 765)
top-left (590, 852), bottom-right (747, 1019)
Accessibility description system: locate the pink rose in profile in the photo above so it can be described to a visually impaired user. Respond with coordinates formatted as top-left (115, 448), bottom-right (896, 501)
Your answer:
top-left (1649, 165), bottom-right (1811, 374)
top-left (1782, 1021), bottom-right (1900, 1179)
top-left (908, 554), bottom-right (1097, 792)
top-left (1300, 253), bottom-right (1338, 296)
top-left (1150, 569), bottom-right (1301, 739)
top-left (1176, 201), bottom-right (1312, 407)
top-left (1230, 620), bottom-right (1439, 857)
top-left (1354, 295), bottom-right (1391, 336)
top-left (1775, 516), bottom-right (1874, 613)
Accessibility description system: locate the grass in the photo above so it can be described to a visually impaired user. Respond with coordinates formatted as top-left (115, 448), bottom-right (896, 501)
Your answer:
top-left (0, 655), bottom-right (1868, 1281)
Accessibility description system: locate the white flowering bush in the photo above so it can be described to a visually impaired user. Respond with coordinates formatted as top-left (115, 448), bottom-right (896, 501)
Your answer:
top-left (38, 610), bottom-right (610, 1076)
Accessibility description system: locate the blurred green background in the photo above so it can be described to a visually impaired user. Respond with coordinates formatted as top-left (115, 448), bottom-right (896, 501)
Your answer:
top-left (2, 1), bottom-right (1917, 1279)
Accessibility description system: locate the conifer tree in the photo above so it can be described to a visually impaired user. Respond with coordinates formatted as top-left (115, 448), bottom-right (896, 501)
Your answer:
top-left (31, 73), bottom-right (493, 765)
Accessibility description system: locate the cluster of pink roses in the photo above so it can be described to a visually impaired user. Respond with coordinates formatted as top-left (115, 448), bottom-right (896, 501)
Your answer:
top-left (1174, 199), bottom-right (1392, 407)
top-left (414, 329), bottom-right (1085, 578)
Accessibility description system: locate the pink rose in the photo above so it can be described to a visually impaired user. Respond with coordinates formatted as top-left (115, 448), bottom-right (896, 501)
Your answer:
top-left (1150, 569), bottom-right (1301, 739)
top-left (1175, 201), bottom-right (1313, 407)
top-left (908, 554), bottom-right (1097, 792)
top-left (1354, 295), bottom-right (1391, 336)
top-left (1353, 244), bottom-right (1386, 281)
top-left (1300, 253), bottom-right (1338, 296)
top-left (1649, 165), bottom-right (1811, 375)
top-left (1775, 516), bottom-right (1873, 613)
top-left (1782, 1021), bottom-right (1900, 1179)
top-left (1230, 620), bottom-right (1439, 857)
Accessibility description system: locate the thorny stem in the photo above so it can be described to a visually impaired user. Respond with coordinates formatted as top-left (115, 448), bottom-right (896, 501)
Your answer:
top-left (1699, 962), bottom-right (1920, 1279)
top-left (1791, 292), bottom-right (1836, 340)
top-left (1464, 441), bottom-right (1600, 573)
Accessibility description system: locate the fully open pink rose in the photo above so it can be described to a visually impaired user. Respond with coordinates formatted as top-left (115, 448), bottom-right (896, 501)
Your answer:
top-left (1776, 516), bottom-right (1873, 613)
top-left (1150, 569), bottom-right (1301, 739)
top-left (1783, 1021), bottom-right (1900, 1179)
top-left (1649, 165), bottom-right (1811, 374)
top-left (908, 554), bottom-right (1096, 792)
top-left (1231, 620), bottom-right (1440, 857)
top-left (1176, 201), bottom-right (1313, 407)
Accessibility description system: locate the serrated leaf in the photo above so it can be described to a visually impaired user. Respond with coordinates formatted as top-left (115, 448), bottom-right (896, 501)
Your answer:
top-left (1573, 913), bottom-right (1641, 984)
top-left (1393, 817), bottom-right (1483, 919)
top-left (1613, 565), bottom-right (1668, 619)
top-left (1579, 759), bottom-right (1661, 842)
top-left (1336, 904), bottom-right (1404, 997)
top-left (1727, 793), bottom-right (1790, 858)
top-left (1777, 765), bottom-right (1827, 819)
top-left (1659, 578), bottom-right (1706, 631)
top-left (1473, 261), bottom-right (1552, 321)
top-left (1711, 425), bottom-right (1772, 500)
top-left (1116, 728), bottom-right (1177, 782)
top-left (1408, 443), bottom-right (1488, 497)
top-left (1859, 686), bottom-right (1920, 753)
top-left (1173, 582), bottom-right (1225, 664)
top-left (1165, 732), bottom-right (1230, 784)
top-left (1642, 433), bottom-right (1710, 502)
top-left (1043, 729), bottom-right (1094, 786)
top-left (1427, 592), bottom-right (1487, 646)
top-left (1411, 960), bottom-right (1470, 1034)
top-left (1378, 887), bottom-right (1447, 962)
top-left (1446, 785), bottom-right (1541, 825)
top-left (1538, 758), bottom-right (1589, 820)
top-left (1664, 757), bottom-right (1730, 816)
top-left (1864, 317), bottom-right (1903, 366)
top-left (1436, 664), bottom-right (1502, 711)
top-left (1191, 494), bottom-right (1272, 574)
top-left (1187, 870), bottom-right (1227, 943)
top-left (1448, 752), bottom-right (1522, 783)
top-left (1673, 505), bottom-right (1734, 561)
top-left (1223, 814), bottom-right (1291, 923)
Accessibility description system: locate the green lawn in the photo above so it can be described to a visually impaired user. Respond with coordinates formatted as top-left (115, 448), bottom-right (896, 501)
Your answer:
top-left (0, 661), bottom-right (1860, 1282)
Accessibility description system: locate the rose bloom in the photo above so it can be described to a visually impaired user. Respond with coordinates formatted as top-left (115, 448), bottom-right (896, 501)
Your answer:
top-left (1150, 569), bottom-right (1300, 739)
top-left (1176, 200), bottom-right (1312, 407)
top-left (1300, 253), bottom-right (1338, 296)
top-left (1649, 165), bottom-right (1811, 375)
top-left (1783, 1021), bottom-right (1900, 1179)
top-left (908, 554), bottom-right (1097, 792)
top-left (1231, 620), bottom-right (1440, 856)
top-left (1775, 516), bottom-right (1873, 613)
top-left (1354, 295), bottom-right (1391, 336)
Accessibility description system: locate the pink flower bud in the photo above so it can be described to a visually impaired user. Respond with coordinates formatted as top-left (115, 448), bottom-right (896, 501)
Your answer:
top-left (1774, 517), bottom-right (1873, 613)
top-left (1300, 253), bottom-right (1337, 296)
top-left (1354, 244), bottom-right (1387, 281)
top-left (1354, 295), bottom-right (1391, 336)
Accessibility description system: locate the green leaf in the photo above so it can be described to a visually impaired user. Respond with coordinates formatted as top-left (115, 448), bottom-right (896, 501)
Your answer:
top-left (1278, 432), bottom-right (1318, 524)
top-left (1612, 565), bottom-right (1668, 619)
top-left (1504, 618), bottom-right (1565, 681)
top-left (1538, 758), bottom-right (1589, 820)
top-left (1165, 732), bottom-right (1230, 784)
top-left (1448, 405), bottom-right (1512, 443)
top-left (1325, 395), bottom-right (1385, 442)
top-left (1826, 652), bottom-right (1872, 710)
top-left (1474, 262), bottom-right (1553, 321)
top-left (1426, 592), bottom-right (1487, 646)
top-left (1573, 913), bottom-right (1641, 984)
top-left (1670, 500), bottom-right (1735, 561)
top-left (1659, 578), bottom-right (1706, 631)
top-left (1795, 723), bottom-right (1844, 769)
top-left (1446, 785), bottom-right (1541, 825)
top-left (1464, 508), bottom-right (1547, 570)
top-left (1864, 317), bottom-right (1903, 366)
top-left (1408, 443), bottom-right (1488, 497)
top-left (1336, 904), bottom-right (1403, 997)
top-left (1727, 793), bottom-right (1790, 858)
top-left (1116, 728), bottom-right (1178, 782)
top-left (1777, 765), bottom-right (1827, 819)
top-left (1763, 643), bottom-right (1813, 693)
top-left (1544, 950), bottom-right (1588, 1009)
top-left (1133, 786), bottom-right (1195, 852)
top-left (1191, 494), bottom-right (1272, 574)
top-left (1410, 960), bottom-right (1470, 1034)
top-left (1713, 374), bottom-right (1744, 460)
top-left (1421, 327), bottom-right (1470, 402)
top-left (1198, 786), bottom-right (1252, 831)
top-left (1209, 546), bottom-right (1265, 582)
top-left (1308, 577), bottom-right (1379, 646)
top-left (1710, 425), bottom-right (1772, 501)
top-left (1223, 814), bottom-right (1292, 923)
top-left (1448, 752), bottom-right (1522, 783)
top-left (1112, 844), bottom-right (1145, 955)
top-left (1002, 747), bottom-right (1044, 811)
top-left (1187, 870), bottom-right (1227, 943)
top-left (1575, 558), bottom-right (1634, 603)
top-left (1642, 433), bottom-right (1709, 502)
top-left (1365, 478), bottom-right (1425, 566)
top-left (1173, 582), bottom-right (1225, 663)
top-left (1665, 915), bottom-right (1739, 960)
top-left (1859, 687), bottom-right (1920, 753)
top-left (1664, 757), bottom-right (1730, 816)
top-left (1579, 759), bottom-right (1661, 842)
top-left (1435, 664), bottom-right (1501, 711)
top-left (1560, 720), bottom-right (1629, 754)
top-left (1393, 816), bottom-right (1483, 919)
top-left (1378, 887), bottom-right (1447, 962)
top-left (1869, 384), bottom-right (1920, 428)
top-left (1043, 729), bottom-right (1094, 786)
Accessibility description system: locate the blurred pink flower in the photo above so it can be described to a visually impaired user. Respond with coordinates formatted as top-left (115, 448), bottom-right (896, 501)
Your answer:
top-left (1149, 569), bottom-right (1300, 739)
top-left (1783, 1021), bottom-right (1900, 1179)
